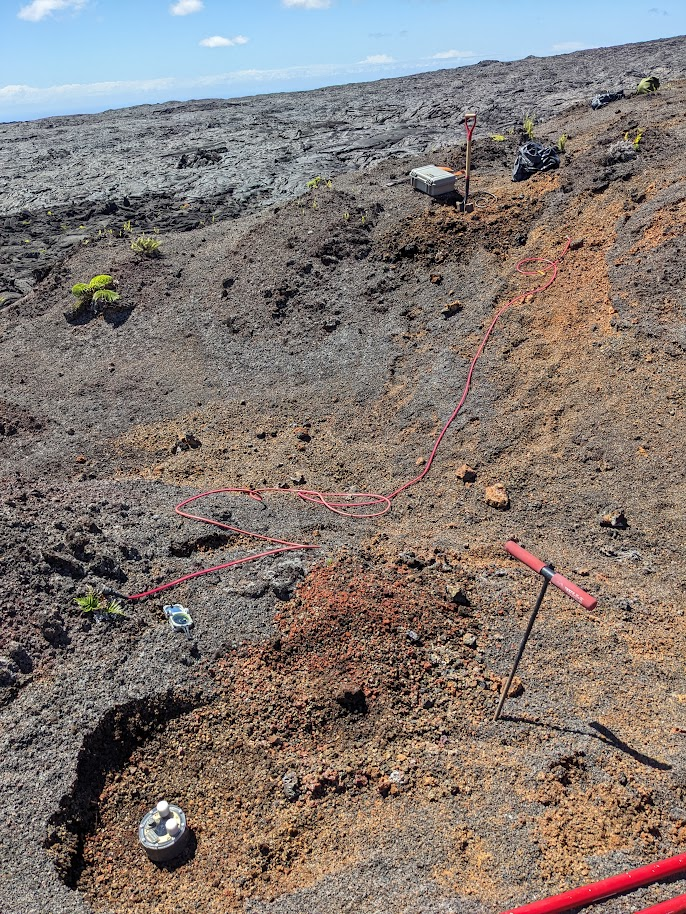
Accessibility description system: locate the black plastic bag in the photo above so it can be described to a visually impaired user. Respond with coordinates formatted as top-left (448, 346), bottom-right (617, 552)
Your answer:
top-left (591, 90), bottom-right (625, 109)
top-left (512, 142), bottom-right (560, 182)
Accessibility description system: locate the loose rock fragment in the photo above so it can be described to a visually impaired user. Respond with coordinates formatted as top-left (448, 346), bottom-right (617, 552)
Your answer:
top-left (397, 551), bottom-right (425, 569)
top-left (281, 769), bottom-right (300, 802)
top-left (502, 675), bottom-right (524, 698)
top-left (600, 509), bottom-right (628, 529)
top-left (334, 682), bottom-right (367, 714)
top-left (485, 483), bottom-right (510, 510)
top-left (442, 300), bottom-right (462, 318)
top-left (171, 431), bottom-right (201, 455)
top-left (446, 585), bottom-right (470, 607)
top-left (456, 464), bottom-right (477, 484)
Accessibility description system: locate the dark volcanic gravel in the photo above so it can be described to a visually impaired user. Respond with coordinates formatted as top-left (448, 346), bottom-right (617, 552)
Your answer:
top-left (1, 35), bottom-right (686, 914)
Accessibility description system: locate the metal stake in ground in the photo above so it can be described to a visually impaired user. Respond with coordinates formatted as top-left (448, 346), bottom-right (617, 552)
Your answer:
top-left (461, 112), bottom-right (477, 213)
top-left (494, 540), bottom-right (598, 721)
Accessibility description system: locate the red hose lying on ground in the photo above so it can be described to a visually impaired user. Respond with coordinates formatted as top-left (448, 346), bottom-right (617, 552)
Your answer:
top-left (128, 237), bottom-right (571, 601)
top-left (500, 853), bottom-right (686, 914)
top-left (638, 893), bottom-right (686, 914)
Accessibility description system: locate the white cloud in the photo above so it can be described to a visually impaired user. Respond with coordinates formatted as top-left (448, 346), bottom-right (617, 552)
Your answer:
top-left (431, 49), bottom-right (475, 60)
top-left (170, 0), bottom-right (203, 14)
top-left (17, 0), bottom-right (86, 22)
top-left (552, 41), bottom-right (584, 51)
top-left (0, 77), bottom-right (175, 103)
top-left (360, 54), bottom-right (395, 64)
top-left (282, 0), bottom-right (332, 8)
top-left (199, 35), bottom-right (248, 47)
top-left (1, 58), bottom-right (426, 116)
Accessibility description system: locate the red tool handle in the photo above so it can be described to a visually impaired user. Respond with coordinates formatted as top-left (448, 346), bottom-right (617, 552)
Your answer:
top-left (505, 540), bottom-right (547, 574)
top-left (549, 571), bottom-right (597, 610)
top-left (465, 111), bottom-right (477, 141)
top-left (505, 541), bottom-right (598, 611)
top-left (500, 852), bottom-right (686, 914)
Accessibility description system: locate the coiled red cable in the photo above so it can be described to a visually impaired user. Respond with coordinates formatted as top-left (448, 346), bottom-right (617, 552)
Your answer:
top-left (128, 237), bottom-right (571, 600)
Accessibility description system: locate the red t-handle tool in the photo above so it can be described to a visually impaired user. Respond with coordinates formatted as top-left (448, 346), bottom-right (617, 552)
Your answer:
top-left (505, 541), bottom-right (598, 610)
top-left (495, 541), bottom-right (598, 720)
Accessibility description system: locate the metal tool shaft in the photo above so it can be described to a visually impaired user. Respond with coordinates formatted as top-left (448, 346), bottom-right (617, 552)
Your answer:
top-left (463, 112), bottom-right (477, 210)
top-left (494, 569), bottom-right (552, 720)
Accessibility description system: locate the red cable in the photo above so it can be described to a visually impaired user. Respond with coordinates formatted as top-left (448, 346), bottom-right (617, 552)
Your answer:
top-left (637, 894), bottom-right (686, 914)
top-left (499, 853), bottom-right (686, 914)
top-left (128, 237), bottom-right (571, 601)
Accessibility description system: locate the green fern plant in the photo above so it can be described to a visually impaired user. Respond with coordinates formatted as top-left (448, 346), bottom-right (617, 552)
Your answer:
top-left (75, 588), bottom-right (125, 617)
top-left (92, 289), bottom-right (120, 305)
top-left (491, 134), bottom-right (506, 142)
top-left (130, 234), bottom-right (161, 257)
top-left (557, 134), bottom-right (568, 153)
top-left (75, 589), bottom-right (100, 613)
top-left (523, 113), bottom-right (535, 141)
top-left (71, 274), bottom-right (120, 313)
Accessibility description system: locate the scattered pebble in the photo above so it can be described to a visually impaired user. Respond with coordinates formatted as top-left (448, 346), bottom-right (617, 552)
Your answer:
top-left (446, 585), bottom-right (470, 607)
top-left (281, 769), bottom-right (300, 802)
top-left (600, 509), bottom-right (628, 529)
top-left (455, 463), bottom-right (477, 484)
top-left (485, 483), bottom-right (510, 510)
top-left (442, 300), bottom-right (461, 318)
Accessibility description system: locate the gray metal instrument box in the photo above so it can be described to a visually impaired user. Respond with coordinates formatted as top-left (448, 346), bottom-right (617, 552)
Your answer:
top-left (409, 165), bottom-right (456, 196)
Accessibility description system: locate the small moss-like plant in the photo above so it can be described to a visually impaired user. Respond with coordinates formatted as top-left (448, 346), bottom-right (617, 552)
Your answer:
top-left (130, 234), bottom-right (161, 257)
top-left (305, 175), bottom-right (332, 211)
top-left (523, 113), bottom-right (535, 141)
top-left (71, 274), bottom-right (120, 314)
top-left (557, 134), bottom-right (568, 153)
top-left (491, 134), bottom-right (506, 142)
top-left (75, 588), bottom-right (125, 617)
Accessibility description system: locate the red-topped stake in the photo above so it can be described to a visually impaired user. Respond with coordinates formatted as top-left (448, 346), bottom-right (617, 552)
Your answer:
top-left (461, 111), bottom-right (477, 212)
top-left (494, 540), bottom-right (598, 721)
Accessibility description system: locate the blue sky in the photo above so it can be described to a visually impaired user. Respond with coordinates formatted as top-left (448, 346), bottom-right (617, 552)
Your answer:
top-left (0, 0), bottom-right (684, 122)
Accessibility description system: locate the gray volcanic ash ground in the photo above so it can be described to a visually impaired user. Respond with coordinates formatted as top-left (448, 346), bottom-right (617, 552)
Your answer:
top-left (1, 35), bottom-right (685, 914)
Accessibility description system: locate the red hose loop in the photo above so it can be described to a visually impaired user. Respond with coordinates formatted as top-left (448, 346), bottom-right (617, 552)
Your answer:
top-left (127, 238), bottom-right (571, 601)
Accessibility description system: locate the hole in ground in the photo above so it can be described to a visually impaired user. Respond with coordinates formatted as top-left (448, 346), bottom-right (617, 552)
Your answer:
top-left (44, 689), bottom-right (204, 889)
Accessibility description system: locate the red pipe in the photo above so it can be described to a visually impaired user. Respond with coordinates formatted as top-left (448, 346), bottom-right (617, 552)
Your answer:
top-left (637, 893), bottom-right (686, 914)
top-left (499, 853), bottom-right (686, 914)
